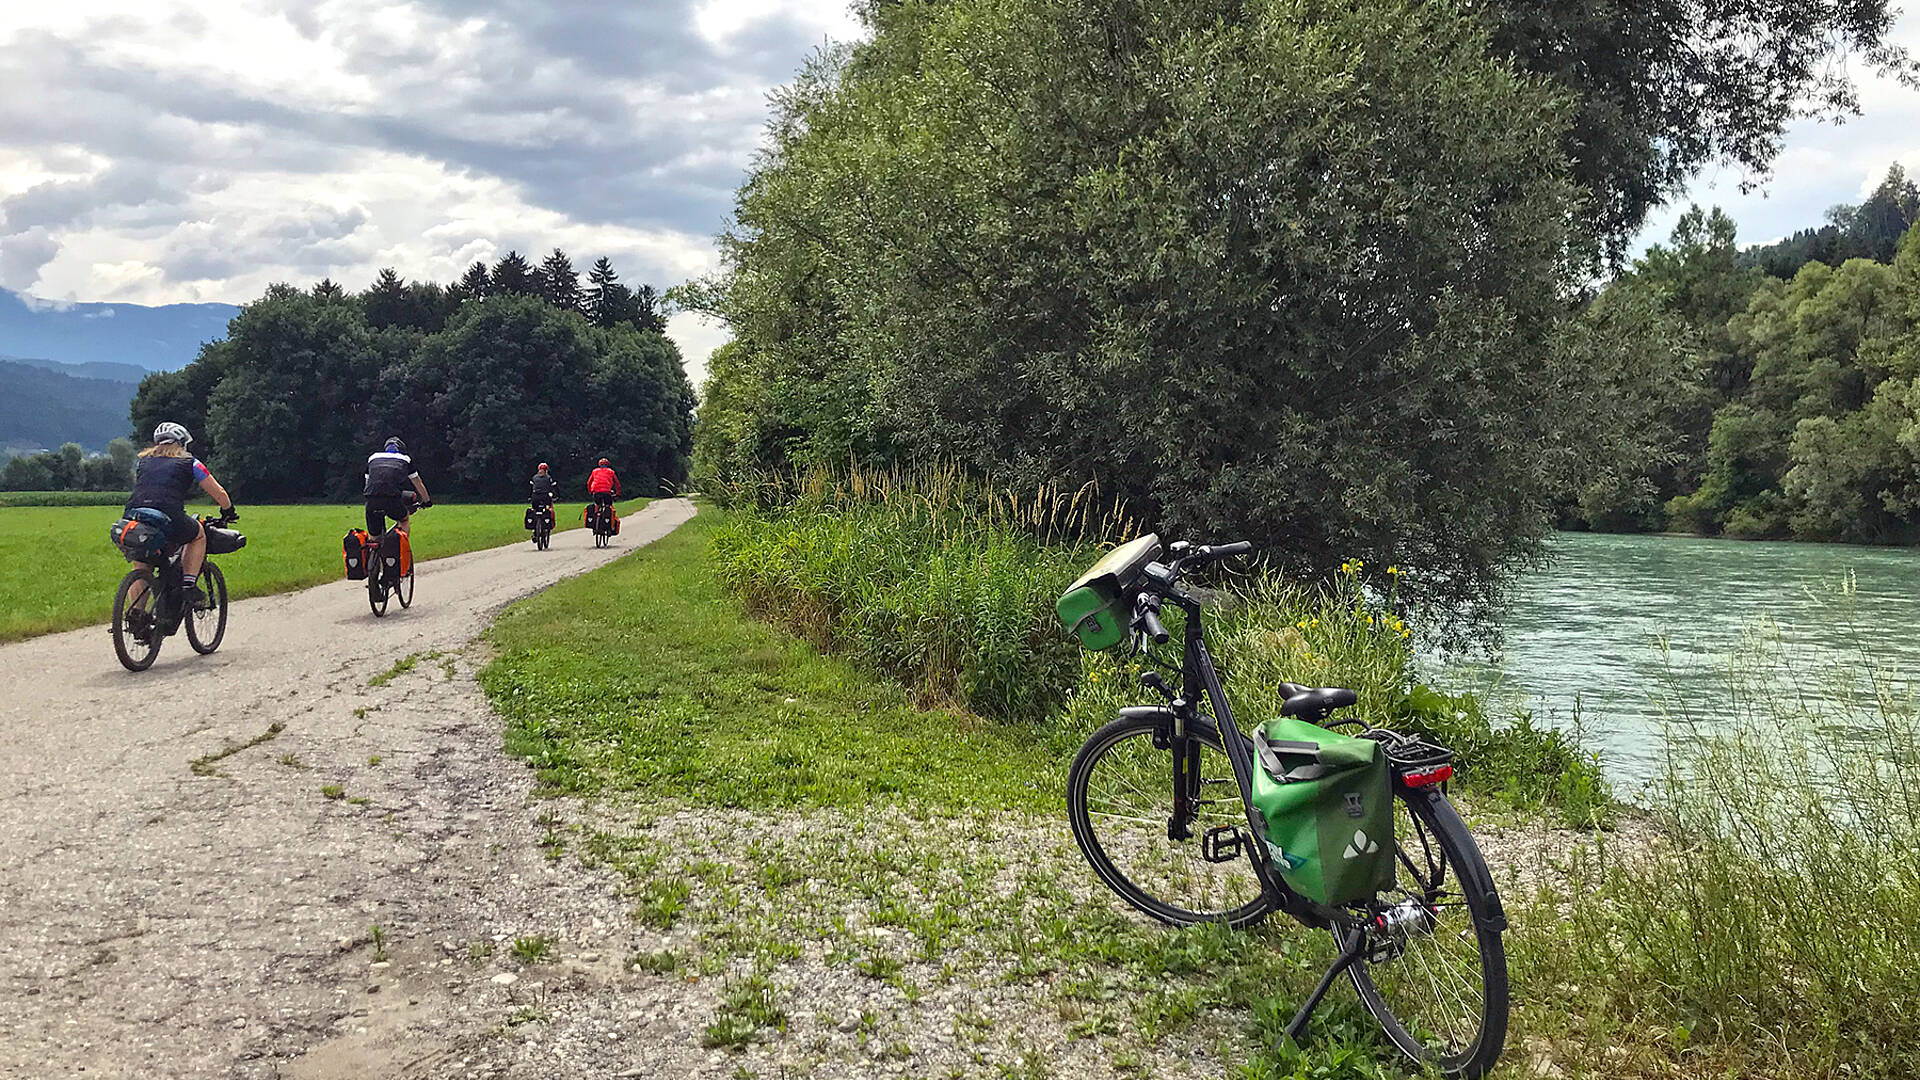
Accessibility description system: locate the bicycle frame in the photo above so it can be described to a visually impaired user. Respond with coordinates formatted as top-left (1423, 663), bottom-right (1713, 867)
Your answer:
top-left (1157, 588), bottom-right (1329, 929)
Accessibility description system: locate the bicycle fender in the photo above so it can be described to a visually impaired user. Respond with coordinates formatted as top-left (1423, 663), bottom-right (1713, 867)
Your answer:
top-left (1413, 788), bottom-right (1508, 932)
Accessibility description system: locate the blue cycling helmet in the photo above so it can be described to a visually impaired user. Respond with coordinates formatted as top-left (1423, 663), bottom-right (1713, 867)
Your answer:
top-left (384, 436), bottom-right (405, 454)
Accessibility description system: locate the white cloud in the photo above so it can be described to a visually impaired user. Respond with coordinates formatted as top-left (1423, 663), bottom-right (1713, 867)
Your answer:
top-left (0, 0), bottom-right (863, 382)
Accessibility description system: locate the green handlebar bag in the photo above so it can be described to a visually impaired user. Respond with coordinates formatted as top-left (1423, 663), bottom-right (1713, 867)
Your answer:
top-left (1248, 716), bottom-right (1394, 907)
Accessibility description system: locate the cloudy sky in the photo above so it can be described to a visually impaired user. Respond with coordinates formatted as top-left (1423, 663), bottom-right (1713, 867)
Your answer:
top-left (2, 2), bottom-right (1919, 387)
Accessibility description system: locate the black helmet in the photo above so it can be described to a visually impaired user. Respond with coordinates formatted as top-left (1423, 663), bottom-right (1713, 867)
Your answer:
top-left (384, 435), bottom-right (406, 454)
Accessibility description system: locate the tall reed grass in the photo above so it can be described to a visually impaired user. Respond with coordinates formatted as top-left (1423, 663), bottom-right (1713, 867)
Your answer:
top-left (711, 467), bottom-right (1607, 816)
top-left (1519, 578), bottom-right (1920, 1076)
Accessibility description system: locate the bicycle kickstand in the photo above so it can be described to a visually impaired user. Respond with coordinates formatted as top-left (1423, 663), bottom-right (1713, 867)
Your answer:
top-left (1282, 925), bottom-right (1366, 1047)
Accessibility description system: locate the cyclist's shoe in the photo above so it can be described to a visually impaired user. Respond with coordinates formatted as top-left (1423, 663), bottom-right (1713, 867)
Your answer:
top-left (127, 607), bottom-right (154, 643)
top-left (190, 588), bottom-right (212, 613)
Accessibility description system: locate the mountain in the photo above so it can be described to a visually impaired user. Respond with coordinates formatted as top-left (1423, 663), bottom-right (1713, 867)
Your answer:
top-left (0, 289), bottom-right (238, 373)
top-left (0, 358), bottom-right (139, 453)
top-left (0, 354), bottom-right (150, 384)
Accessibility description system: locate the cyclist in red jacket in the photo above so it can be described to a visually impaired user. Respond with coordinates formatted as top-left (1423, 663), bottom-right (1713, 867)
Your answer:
top-left (587, 458), bottom-right (621, 515)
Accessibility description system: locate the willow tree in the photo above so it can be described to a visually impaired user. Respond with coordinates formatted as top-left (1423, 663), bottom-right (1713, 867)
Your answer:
top-left (710, 0), bottom-right (1594, 615)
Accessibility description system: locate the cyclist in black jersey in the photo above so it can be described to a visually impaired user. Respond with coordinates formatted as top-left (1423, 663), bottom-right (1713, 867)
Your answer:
top-left (364, 436), bottom-right (432, 536)
top-left (124, 422), bottom-right (235, 608)
top-left (529, 462), bottom-right (556, 509)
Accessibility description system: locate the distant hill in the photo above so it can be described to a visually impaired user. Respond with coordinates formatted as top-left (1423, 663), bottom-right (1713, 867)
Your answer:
top-left (0, 289), bottom-right (237, 373)
top-left (0, 354), bottom-right (150, 384)
top-left (0, 359), bottom-right (139, 453)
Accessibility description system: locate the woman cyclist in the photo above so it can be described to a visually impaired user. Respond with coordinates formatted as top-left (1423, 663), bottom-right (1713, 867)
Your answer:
top-left (124, 422), bottom-right (235, 612)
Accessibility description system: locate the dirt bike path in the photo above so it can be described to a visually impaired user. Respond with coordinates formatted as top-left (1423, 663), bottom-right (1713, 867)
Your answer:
top-left (0, 499), bottom-right (695, 1080)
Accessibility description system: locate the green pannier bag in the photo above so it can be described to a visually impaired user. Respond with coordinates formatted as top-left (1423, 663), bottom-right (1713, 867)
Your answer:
top-left (1248, 716), bottom-right (1395, 906)
top-left (1056, 534), bottom-right (1162, 651)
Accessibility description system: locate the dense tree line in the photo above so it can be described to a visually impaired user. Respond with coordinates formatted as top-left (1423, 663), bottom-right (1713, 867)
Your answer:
top-left (130, 251), bottom-right (693, 501)
top-left (687, 0), bottom-right (1906, 615)
top-left (1570, 170), bottom-right (1920, 544)
top-left (0, 438), bottom-right (136, 491)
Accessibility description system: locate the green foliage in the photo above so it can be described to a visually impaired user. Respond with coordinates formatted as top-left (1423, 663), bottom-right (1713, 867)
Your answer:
top-left (706, 0), bottom-right (1590, 621)
top-left (130, 271), bottom-right (694, 500)
top-left (709, 469), bottom-right (1110, 723)
top-left (1, 438), bottom-right (137, 494)
top-left (1480, 5), bottom-right (1911, 260)
top-left (715, 471), bottom-right (1607, 814)
top-left (1584, 201), bottom-right (1920, 542)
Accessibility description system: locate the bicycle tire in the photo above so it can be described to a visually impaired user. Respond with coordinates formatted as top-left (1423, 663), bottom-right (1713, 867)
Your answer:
top-left (185, 562), bottom-right (227, 654)
top-left (1346, 789), bottom-right (1509, 1078)
top-left (111, 568), bottom-right (162, 672)
top-left (368, 570), bottom-right (388, 617)
top-left (1067, 712), bottom-right (1270, 928)
top-left (396, 564), bottom-right (414, 609)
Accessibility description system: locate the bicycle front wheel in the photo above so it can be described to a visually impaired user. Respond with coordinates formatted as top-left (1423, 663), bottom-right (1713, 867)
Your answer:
top-left (1067, 712), bottom-right (1269, 928)
top-left (1346, 789), bottom-right (1509, 1078)
top-left (112, 568), bottom-right (162, 671)
top-left (185, 562), bottom-right (227, 654)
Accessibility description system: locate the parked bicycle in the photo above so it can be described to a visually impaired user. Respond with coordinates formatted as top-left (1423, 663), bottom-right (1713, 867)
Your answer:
top-left (110, 509), bottom-right (245, 672)
top-left (1058, 536), bottom-right (1507, 1077)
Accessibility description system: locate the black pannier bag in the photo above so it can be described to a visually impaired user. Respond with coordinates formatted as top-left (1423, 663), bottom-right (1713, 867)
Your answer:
top-left (343, 529), bottom-right (371, 580)
top-left (204, 524), bottom-right (246, 555)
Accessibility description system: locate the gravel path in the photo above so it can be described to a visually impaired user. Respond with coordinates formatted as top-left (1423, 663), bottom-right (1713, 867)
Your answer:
top-left (0, 500), bottom-right (693, 1080)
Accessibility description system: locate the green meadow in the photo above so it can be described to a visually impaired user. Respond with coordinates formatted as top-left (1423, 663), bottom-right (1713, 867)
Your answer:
top-left (0, 497), bottom-right (649, 642)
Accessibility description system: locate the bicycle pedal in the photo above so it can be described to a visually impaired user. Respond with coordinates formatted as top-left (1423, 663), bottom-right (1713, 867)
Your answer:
top-left (1201, 825), bottom-right (1247, 864)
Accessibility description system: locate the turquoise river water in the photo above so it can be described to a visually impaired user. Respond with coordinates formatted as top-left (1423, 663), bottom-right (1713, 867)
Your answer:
top-left (1456, 531), bottom-right (1920, 792)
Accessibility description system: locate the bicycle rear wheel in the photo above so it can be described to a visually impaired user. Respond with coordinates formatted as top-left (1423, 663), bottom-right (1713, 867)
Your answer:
top-left (396, 564), bottom-right (414, 609)
top-left (112, 568), bottom-right (162, 671)
top-left (1067, 712), bottom-right (1270, 928)
top-left (185, 562), bottom-right (227, 654)
top-left (1345, 789), bottom-right (1508, 1078)
top-left (368, 570), bottom-right (388, 617)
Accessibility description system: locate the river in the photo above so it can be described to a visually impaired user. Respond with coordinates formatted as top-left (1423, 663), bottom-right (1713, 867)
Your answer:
top-left (1454, 531), bottom-right (1920, 793)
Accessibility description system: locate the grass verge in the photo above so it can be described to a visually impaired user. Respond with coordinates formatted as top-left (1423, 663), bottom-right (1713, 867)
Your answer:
top-left (482, 510), bottom-right (1061, 812)
top-left (481, 507), bottom-right (1524, 1077)
top-left (0, 497), bottom-right (648, 642)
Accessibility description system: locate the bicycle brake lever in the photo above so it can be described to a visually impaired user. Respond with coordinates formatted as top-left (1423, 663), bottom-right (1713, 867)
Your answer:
top-left (1139, 671), bottom-right (1175, 702)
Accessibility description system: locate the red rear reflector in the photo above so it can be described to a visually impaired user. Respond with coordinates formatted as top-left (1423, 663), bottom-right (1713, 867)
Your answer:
top-left (1404, 765), bottom-right (1453, 788)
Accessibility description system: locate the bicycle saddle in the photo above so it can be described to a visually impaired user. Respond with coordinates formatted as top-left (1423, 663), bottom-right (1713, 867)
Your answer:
top-left (1276, 683), bottom-right (1358, 717)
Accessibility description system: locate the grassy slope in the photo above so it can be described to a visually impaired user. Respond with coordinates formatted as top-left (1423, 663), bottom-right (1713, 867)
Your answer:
top-left (0, 497), bottom-right (648, 642)
top-left (482, 510), bottom-right (1061, 813)
top-left (481, 509), bottom-right (1441, 1078)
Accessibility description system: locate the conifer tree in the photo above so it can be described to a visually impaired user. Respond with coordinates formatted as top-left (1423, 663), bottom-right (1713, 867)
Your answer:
top-left (539, 248), bottom-right (581, 312)
top-left (454, 260), bottom-right (491, 300)
top-left (490, 250), bottom-right (536, 296)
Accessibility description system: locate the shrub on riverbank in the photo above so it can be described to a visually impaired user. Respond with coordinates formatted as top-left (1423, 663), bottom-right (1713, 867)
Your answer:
top-left (711, 469), bottom-right (1609, 816)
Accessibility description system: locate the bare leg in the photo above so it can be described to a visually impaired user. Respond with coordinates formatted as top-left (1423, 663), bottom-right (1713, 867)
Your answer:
top-left (182, 523), bottom-right (207, 578)
top-left (127, 567), bottom-right (153, 605)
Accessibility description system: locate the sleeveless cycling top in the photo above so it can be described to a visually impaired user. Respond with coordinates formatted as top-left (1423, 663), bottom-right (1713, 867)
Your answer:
top-left (126, 455), bottom-right (209, 513)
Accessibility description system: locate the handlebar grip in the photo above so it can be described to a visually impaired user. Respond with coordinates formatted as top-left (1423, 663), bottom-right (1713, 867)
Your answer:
top-left (1140, 606), bottom-right (1169, 645)
top-left (1212, 541), bottom-right (1254, 558)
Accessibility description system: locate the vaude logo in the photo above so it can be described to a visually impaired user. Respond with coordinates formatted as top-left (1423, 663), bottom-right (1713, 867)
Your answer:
top-left (1342, 829), bottom-right (1380, 860)
top-left (1344, 792), bottom-right (1364, 818)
